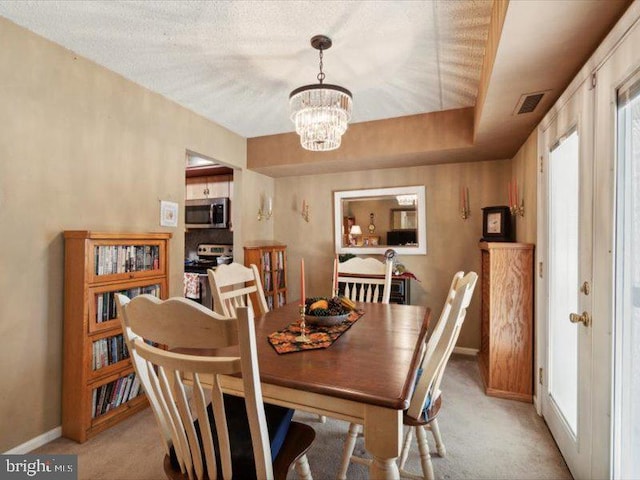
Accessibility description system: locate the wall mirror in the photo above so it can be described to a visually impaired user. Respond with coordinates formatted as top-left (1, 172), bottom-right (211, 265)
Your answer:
top-left (334, 185), bottom-right (426, 255)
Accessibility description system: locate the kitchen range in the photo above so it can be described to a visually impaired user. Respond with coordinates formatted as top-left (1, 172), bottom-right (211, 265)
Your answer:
top-left (184, 243), bottom-right (233, 309)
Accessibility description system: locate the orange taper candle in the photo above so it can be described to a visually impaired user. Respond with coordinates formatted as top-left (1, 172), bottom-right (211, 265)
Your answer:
top-left (300, 258), bottom-right (305, 306)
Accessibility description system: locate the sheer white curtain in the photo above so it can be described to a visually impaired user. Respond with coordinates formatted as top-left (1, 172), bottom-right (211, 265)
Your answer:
top-left (615, 74), bottom-right (640, 479)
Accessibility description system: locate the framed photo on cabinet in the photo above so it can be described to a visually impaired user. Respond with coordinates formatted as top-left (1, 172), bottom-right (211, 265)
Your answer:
top-left (481, 206), bottom-right (514, 242)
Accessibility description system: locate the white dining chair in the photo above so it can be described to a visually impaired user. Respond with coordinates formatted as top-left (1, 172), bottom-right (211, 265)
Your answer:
top-left (337, 275), bottom-right (477, 480)
top-left (208, 262), bottom-right (269, 317)
top-left (116, 294), bottom-right (315, 480)
top-left (333, 256), bottom-right (393, 303)
top-left (210, 262), bottom-right (329, 425)
top-left (397, 271), bottom-right (478, 476)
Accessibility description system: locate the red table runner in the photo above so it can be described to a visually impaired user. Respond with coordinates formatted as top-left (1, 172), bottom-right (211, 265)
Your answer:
top-left (268, 311), bottom-right (364, 354)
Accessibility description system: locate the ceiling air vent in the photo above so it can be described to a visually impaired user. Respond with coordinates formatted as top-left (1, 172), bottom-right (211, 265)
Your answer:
top-left (513, 91), bottom-right (549, 115)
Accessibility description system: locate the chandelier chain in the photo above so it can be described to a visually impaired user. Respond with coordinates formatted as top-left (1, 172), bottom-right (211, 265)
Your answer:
top-left (317, 48), bottom-right (325, 84)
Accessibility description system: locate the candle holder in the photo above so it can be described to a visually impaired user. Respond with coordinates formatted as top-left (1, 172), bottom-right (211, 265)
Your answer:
top-left (257, 207), bottom-right (272, 221)
top-left (460, 186), bottom-right (470, 221)
top-left (295, 305), bottom-right (310, 343)
top-left (301, 202), bottom-right (310, 222)
top-left (510, 200), bottom-right (525, 217)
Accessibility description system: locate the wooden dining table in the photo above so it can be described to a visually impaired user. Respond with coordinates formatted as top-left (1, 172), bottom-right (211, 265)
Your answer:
top-left (217, 301), bottom-right (431, 479)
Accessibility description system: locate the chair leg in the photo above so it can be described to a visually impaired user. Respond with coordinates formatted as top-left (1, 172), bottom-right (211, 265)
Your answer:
top-left (416, 425), bottom-right (435, 480)
top-left (295, 454), bottom-right (312, 480)
top-left (337, 422), bottom-right (360, 480)
top-left (429, 418), bottom-right (446, 457)
top-left (398, 426), bottom-right (414, 472)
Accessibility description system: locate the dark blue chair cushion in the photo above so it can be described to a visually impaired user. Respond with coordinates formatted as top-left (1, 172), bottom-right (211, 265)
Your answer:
top-left (169, 394), bottom-right (294, 479)
top-left (414, 367), bottom-right (432, 419)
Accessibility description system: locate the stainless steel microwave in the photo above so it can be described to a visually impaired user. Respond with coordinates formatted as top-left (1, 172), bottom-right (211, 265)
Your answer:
top-left (185, 198), bottom-right (230, 228)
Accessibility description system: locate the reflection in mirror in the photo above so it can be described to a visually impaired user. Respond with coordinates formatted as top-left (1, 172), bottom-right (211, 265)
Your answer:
top-left (334, 186), bottom-right (426, 255)
top-left (391, 209), bottom-right (417, 229)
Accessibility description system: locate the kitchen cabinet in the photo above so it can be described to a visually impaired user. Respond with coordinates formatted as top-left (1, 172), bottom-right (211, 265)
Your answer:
top-left (185, 174), bottom-right (232, 200)
top-left (477, 242), bottom-right (534, 402)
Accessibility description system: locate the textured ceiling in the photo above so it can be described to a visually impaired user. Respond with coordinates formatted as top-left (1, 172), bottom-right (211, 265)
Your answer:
top-left (0, 0), bottom-right (492, 138)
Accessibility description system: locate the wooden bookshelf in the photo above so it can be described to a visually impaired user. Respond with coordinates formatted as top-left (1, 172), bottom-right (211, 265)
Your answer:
top-left (244, 243), bottom-right (287, 310)
top-left (62, 231), bottom-right (171, 442)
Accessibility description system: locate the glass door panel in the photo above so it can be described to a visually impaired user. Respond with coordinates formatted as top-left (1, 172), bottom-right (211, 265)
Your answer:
top-left (548, 130), bottom-right (580, 435)
top-left (615, 76), bottom-right (640, 479)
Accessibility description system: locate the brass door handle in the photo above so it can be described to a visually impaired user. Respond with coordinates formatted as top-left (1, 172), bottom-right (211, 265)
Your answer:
top-left (569, 311), bottom-right (591, 327)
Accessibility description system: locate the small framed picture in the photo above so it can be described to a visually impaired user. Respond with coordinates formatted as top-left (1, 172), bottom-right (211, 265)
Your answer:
top-left (160, 200), bottom-right (179, 227)
top-left (481, 206), bottom-right (513, 242)
top-left (370, 237), bottom-right (379, 246)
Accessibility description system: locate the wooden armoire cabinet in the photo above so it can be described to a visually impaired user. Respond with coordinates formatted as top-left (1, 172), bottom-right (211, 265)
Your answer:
top-left (477, 242), bottom-right (534, 402)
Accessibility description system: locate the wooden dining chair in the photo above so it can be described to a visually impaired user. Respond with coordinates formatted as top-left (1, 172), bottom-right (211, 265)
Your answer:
top-left (208, 262), bottom-right (269, 317)
top-left (116, 294), bottom-right (315, 480)
top-left (337, 279), bottom-right (476, 480)
top-left (396, 271), bottom-right (478, 475)
top-left (333, 256), bottom-right (393, 303)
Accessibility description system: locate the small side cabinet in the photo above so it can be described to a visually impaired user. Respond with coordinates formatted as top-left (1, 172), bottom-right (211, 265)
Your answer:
top-left (477, 242), bottom-right (534, 402)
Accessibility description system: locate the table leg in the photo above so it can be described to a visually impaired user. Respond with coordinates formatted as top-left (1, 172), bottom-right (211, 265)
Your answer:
top-left (364, 405), bottom-right (402, 479)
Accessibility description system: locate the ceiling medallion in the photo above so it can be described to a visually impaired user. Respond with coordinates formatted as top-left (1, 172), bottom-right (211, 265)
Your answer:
top-left (289, 35), bottom-right (353, 152)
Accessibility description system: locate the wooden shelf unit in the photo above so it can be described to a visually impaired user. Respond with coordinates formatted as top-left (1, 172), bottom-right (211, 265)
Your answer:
top-left (477, 242), bottom-right (534, 402)
top-left (62, 231), bottom-right (171, 442)
top-left (244, 243), bottom-right (287, 310)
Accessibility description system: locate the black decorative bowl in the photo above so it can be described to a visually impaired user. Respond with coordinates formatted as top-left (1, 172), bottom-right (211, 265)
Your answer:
top-left (305, 312), bottom-right (349, 327)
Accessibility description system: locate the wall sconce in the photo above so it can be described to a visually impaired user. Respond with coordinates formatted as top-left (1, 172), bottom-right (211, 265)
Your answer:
top-left (258, 196), bottom-right (272, 221)
top-left (508, 180), bottom-right (524, 217)
top-left (460, 186), bottom-right (470, 220)
top-left (301, 199), bottom-right (310, 222)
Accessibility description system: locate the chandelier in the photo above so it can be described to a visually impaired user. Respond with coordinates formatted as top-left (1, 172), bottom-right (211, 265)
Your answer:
top-left (289, 35), bottom-right (353, 152)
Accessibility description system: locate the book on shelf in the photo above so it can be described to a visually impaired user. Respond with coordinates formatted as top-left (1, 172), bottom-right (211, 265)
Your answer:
top-left (93, 245), bottom-right (161, 275)
top-left (92, 374), bottom-right (138, 418)
top-left (128, 375), bottom-right (141, 400)
top-left (91, 389), bottom-right (97, 419)
top-left (92, 334), bottom-right (129, 371)
top-left (95, 285), bottom-right (160, 324)
top-left (121, 375), bottom-right (133, 405)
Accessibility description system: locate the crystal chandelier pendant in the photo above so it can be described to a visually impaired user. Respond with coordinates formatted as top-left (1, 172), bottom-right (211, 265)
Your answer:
top-left (289, 35), bottom-right (353, 152)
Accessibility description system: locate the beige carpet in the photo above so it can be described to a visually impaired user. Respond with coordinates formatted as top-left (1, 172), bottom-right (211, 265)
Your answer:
top-left (33, 355), bottom-right (572, 479)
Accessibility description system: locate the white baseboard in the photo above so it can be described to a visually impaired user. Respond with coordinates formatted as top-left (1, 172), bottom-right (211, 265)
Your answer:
top-left (4, 426), bottom-right (61, 454)
top-left (453, 346), bottom-right (479, 356)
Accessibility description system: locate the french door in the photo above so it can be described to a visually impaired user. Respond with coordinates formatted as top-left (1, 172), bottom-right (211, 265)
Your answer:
top-left (538, 9), bottom-right (640, 477)
top-left (539, 76), bottom-right (594, 479)
top-left (595, 14), bottom-right (640, 478)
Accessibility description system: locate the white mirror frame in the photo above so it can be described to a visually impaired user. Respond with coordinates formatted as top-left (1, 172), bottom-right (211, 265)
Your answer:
top-left (334, 185), bottom-right (427, 255)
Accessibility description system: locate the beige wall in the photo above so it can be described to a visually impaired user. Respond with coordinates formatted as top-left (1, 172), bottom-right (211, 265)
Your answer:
top-left (0, 15), bottom-right (540, 453)
top-left (274, 159), bottom-right (512, 351)
top-left (512, 129), bottom-right (538, 244)
top-left (0, 18), bottom-right (258, 451)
